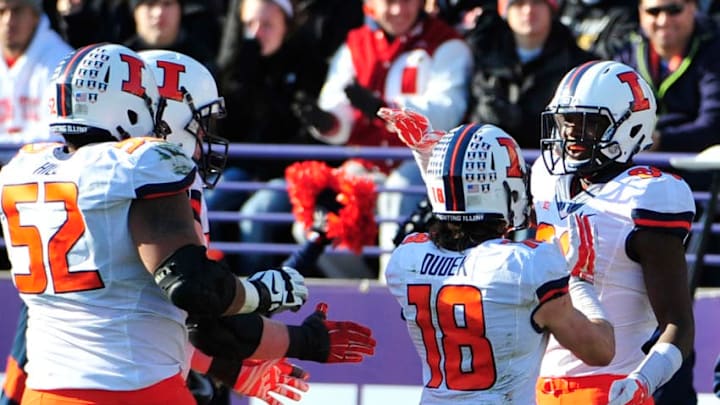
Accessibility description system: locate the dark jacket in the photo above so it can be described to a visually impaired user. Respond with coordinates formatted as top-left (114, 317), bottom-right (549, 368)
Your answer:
top-left (214, 0), bottom-right (361, 181)
top-left (614, 16), bottom-right (720, 153)
top-left (558, 0), bottom-right (638, 59)
top-left (292, 0), bottom-right (364, 62)
top-left (217, 37), bottom-right (328, 180)
top-left (57, 0), bottom-right (222, 57)
top-left (466, 13), bottom-right (595, 149)
top-left (217, 0), bottom-right (363, 74)
top-left (57, 0), bottom-right (134, 47)
top-left (124, 30), bottom-right (218, 77)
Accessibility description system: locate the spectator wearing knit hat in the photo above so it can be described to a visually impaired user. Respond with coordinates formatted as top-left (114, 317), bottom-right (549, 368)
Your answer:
top-left (2, 0), bottom-right (40, 13)
top-left (465, 0), bottom-right (594, 149)
top-left (497, 0), bottom-right (558, 16)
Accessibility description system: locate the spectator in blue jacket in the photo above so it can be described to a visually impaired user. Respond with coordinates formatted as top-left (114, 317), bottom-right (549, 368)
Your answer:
top-left (614, 0), bottom-right (720, 155)
top-left (614, 0), bottom-right (720, 194)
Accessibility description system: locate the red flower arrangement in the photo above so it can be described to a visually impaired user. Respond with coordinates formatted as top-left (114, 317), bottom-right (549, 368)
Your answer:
top-left (285, 160), bottom-right (377, 255)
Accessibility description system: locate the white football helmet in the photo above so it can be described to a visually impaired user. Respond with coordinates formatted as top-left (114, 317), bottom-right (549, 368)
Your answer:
top-left (541, 60), bottom-right (657, 175)
top-left (47, 43), bottom-right (165, 141)
top-left (425, 123), bottom-right (530, 229)
top-left (140, 50), bottom-right (229, 188)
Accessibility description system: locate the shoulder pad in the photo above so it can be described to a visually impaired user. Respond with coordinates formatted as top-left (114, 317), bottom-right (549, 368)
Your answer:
top-left (107, 138), bottom-right (196, 199)
top-left (622, 166), bottom-right (695, 213)
top-left (400, 232), bottom-right (431, 245)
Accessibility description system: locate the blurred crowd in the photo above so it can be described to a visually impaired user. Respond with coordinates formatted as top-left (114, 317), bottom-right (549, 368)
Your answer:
top-left (3, 0), bottom-right (720, 280)
top-left (3, 1), bottom-right (720, 403)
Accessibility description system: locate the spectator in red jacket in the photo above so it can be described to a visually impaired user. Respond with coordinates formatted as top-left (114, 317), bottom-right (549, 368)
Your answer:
top-left (292, 0), bottom-right (473, 277)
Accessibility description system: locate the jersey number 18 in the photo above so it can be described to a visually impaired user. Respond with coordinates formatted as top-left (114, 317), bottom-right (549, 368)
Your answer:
top-left (408, 284), bottom-right (497, 390)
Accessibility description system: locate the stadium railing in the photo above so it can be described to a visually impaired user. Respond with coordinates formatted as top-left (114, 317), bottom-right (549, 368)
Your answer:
top-left (0, 143), bottom-right (717, 286)
top-left (208, 145), bottom-right (720, 287)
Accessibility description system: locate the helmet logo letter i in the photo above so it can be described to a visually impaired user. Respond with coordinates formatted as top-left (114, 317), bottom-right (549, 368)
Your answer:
top-left (617, 71), bottom-right (651, 111)
top-left (119, 54), bottom-right (147, 97)
top-left (155, 61), bottom-right (186, 102)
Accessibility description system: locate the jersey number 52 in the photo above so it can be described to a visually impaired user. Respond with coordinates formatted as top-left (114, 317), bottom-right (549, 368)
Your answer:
top-left (2, 182), bottom-right (103, 294)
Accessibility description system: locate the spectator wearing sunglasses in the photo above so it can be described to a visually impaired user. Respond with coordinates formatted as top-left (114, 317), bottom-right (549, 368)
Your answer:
top-left (613, 2), bottom-right (720, 405)
top-left (614, 0), bottom-right (720, 160)
top-left (615, 0), bottom-right (720, 193)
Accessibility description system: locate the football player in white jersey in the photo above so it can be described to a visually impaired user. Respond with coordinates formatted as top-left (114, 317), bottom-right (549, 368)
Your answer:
top-left (139, 49), bottom-right (307, 404)
top-left (139, 49), bottom-right (376, 404)
top-left (532, 60), bottom-right (696, 405)
top-left (379, 108), bottom-right (614, 404)
top-left (0, 43), bottom-right (312, 404)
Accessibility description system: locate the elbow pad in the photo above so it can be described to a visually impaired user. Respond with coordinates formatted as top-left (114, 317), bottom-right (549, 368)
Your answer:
top-left (153, 244), bottom-right (237, 317)
top-left (188, 314), bottom-right (264, 362)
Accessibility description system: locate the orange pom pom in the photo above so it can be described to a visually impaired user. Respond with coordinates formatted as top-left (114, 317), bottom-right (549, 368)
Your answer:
top-left (286, 161), bottom-right (378, 255)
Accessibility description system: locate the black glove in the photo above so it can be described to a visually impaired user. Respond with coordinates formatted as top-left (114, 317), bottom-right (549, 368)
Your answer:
top-left (344, 82), bottom-right (385, 119)
top-left (285, 302), bottom-right (376, 363)
top-left (291, 92), bottom-right (337, 133)
top-left (311, 187), bottom-right (343, 235)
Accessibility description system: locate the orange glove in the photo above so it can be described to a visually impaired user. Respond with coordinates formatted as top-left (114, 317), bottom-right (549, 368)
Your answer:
top-left (316, 302), bottom-right (377, 363)
top-left (233, 358), bottom-right (310, 405)
top-left (377, 107), bottom-right (444, 153)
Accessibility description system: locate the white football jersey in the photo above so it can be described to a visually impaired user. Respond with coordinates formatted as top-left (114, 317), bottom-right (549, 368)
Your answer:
top-left (0, 138), bottom-right (197, 390)
top-left (386, 232), bottom-right (570, 404)
top-left (531, 157), bottom-right (695, 377)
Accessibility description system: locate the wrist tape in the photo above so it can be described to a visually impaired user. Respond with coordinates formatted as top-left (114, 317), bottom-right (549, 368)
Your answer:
top-left (631, 342), bottom-right (683, 394)
top-left (568, 277), bottom-right (607, 321)
top-left (239, 279), bottom-right (260, 314)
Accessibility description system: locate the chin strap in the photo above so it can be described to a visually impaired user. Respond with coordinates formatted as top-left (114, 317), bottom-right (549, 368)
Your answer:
top-left (153, 96), bottom-right (170, 138)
